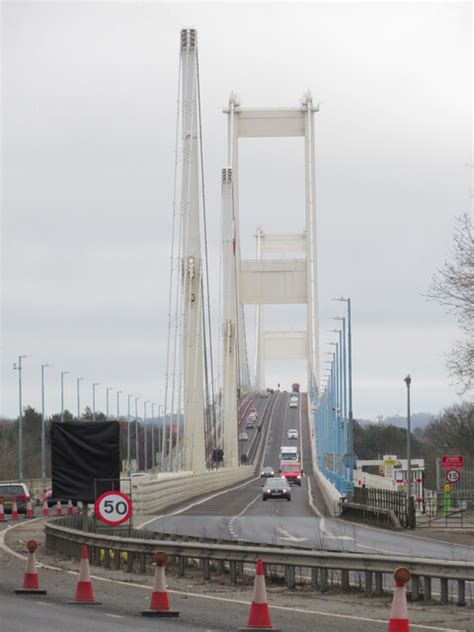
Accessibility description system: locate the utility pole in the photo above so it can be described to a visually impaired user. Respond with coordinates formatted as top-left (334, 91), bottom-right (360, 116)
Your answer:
top-left (76, 377), bottom-right (84, 419)
top-left (127, 394), bottom-right (133, 474)
top-left (41, 364), bottom-right (51, 483)
top-left (404, 374), bottom-right (415, 528)
top-left (143, 400), bottom-right (148, 471)
top-left (92, 383), bottom-right (100, 421)
top-left (106, 387), bottom-right (112, 420)
top-left (13, 355), bottom-right (28, 480)
top-left (61, 371), bottom-right (69, 422)
top-left (151, 403), bottom-right (157, 469)
top-left (116, 390), bottom-right (122, 421)
top-left (135, 396), bottom-right (141, 470)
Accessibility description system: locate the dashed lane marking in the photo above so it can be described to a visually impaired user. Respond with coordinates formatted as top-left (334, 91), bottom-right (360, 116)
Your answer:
top-left (0, 521), bottom-right (466, 632)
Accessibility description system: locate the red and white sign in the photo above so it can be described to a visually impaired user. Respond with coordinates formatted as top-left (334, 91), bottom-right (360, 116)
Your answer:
top-left (445, 469), bottom-right (460, 484)
top-left (95, 491), bottom-right (132, 526)
top-left (441, 455), bottom-right (464, 470)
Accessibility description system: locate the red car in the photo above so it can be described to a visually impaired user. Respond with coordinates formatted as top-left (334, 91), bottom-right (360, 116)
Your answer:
top-left (279, 462), bottom-right (303, 486)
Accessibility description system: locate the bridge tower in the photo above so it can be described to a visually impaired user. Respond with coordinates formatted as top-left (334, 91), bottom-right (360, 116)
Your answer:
top-left (179, 28), bottom-right (206, 472)
top-left (222, 94), bottom-right (320, 448)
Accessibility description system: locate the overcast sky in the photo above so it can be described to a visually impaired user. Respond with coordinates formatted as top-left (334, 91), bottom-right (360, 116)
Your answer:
top-left (1, 1), bottom-right (472, 421)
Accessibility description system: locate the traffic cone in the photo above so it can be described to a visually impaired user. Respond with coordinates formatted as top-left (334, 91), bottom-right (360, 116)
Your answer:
top-left (11, 500), bottom-right (19, 520)
top-left (141, 552), bottom-right (179, 617)
top-left (15, 540), bottom-right (47, 594)
top-left (25, 499), bottom-right (34, 518)
top-left (55, 500), bottom-right (62, 516)
top-left (42, 500), bottom-right (50, 517)
top-left (69, 544), bottom-right (101, 605)
top-left (240, 559), bottom-right (280, 631)
top-left (0, 499), bottom-right (6, 522)
top-left (388, 567), bottom-right (411, 632)
top-left (67, 500), bottom-right (74, 515)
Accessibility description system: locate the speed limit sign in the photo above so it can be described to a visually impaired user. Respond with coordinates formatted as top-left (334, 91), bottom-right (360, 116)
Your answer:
top-left (445, 469), bottom-right (460, 484)
top-left (95, 491), bottom-right (132, 526)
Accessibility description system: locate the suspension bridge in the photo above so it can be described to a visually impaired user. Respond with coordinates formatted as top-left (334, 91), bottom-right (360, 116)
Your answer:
top-left (157, 28), bottom-right (353, 498)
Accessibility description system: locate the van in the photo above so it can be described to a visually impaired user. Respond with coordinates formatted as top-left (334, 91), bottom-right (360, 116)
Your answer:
top-left (279, 446), bottom-right (299, 462)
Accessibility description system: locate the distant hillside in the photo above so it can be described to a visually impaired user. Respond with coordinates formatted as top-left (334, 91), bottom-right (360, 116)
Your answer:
top-left (356, 413), bottom-right (435, 430)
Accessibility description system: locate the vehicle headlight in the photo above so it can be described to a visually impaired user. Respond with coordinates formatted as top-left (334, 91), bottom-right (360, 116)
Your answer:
top-left (266, 489), bottom-right (270, 493)
top-left (283, 489), bottom-right (287, 493)
top-left (297, 475), bottom-right (301, 478)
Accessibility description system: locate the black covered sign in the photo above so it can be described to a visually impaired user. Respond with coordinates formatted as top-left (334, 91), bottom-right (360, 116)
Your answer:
top-left (51, 421), bottom-right (120, 503)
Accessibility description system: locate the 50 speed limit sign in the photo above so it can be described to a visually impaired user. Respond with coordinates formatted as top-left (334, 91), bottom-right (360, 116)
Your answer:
top-left (95, 491), bottom-right (132, 526)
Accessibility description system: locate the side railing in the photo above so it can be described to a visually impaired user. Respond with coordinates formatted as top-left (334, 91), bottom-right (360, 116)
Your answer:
top-left (45, 517), bottom-right (474, 606)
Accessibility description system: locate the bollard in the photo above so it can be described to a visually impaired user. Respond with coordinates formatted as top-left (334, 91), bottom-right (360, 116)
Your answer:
top-left (411, 575), bottom-right (420, 601)
top-left (374, 571), bottom-right (383, 596)
top-left (423, 576), bottom-right (431, 601)
top-left (440, 578), bottom-right (448, 604)
top-left (284, 565), bottom-right (295, 589)
top-left (319, 567), bottom-right (328, 592)
top-left (364, 570), bottom-right (373, 595)
top-left (457, 580), bottom-right (466, 607)
top-left (311, 567), bottom-right (319, 588)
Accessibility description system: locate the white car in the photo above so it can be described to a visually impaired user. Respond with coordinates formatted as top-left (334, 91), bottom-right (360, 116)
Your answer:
top-left (289, 400), bottom-right (298, 409)
top-left (239, 432), bottom-right (249, 441)
top-left (287, 429), bottom-right (298, 439)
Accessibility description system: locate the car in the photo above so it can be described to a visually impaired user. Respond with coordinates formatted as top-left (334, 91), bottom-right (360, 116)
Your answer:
top-left (239, 432), bottom-right (249, 441)
top-left (0, 483), bottom-right (31, 514)
top-left (246, 420), bottom-right (255, 429)
top-left (247, 413), bottom-right (257, 422)
top-left (259, 390), bottom-right (269, 398)
top-left (290, 394), bottom-right (298, 401)
top-left (287, 429), bottom-right (298, 439)
top-left (262, 477), bottom-right (291, 501)
top-left (279, 462), bottom-right (303, 486)
top-left (260, 466), bottom-right (275, 478)
top-left (289, 400), bottom-right (298, 408)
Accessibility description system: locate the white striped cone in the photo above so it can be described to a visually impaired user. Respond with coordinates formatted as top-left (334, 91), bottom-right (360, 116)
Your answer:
top-left (26, 499), bottom-right (34, 518)
top-left (67, 500), bottom-right (74, 515)
top-left (69, 544), bottom-right (100, 604)
top-left (388, 585), bottom-right (409, 632)
top-left (15, 546), bottom-right (47, 594)
top-left (42, 500), bottom-right (50, 517)
top-left (0, 500), bottom-right (5, 522)
top-left (241, 559), bottom-right (280, 630)
top-left (12, 501), bottom-right (19, 520)
top-left (142, 561), bottom-right (179, 617)
top-left (55, 500), bottom-right (62, 516)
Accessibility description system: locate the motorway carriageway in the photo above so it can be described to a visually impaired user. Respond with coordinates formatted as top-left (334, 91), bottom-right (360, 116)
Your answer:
top-left (145, 393), bottom-right (474, 563)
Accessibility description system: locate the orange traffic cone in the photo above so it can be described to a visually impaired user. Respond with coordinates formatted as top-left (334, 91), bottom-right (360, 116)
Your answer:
top-left (25, 499), bottom-right (34, 518)
top-left (42, 500), bottom-right (50, 517)
top-left (67, 500), bottom-right (74, 515)
top-left (388, 567), bottom-right (411, 632)
top-left (15, 540), bottom-right (47, 594)
top-left (55, 500), bottom-right (62, 516)
top-left (69, 544), bottom-right (101, 605)
top-left (240, 559), bottom-right (280, 631)
top-left (141, 552), bottom-right (179, 617)
top-left (0, 499), bottom-right (6, 522)
top-left (11, 500), bottom-right (19, 520)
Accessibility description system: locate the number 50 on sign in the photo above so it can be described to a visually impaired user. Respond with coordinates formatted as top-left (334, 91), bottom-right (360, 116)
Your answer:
top-left (95, 491), bottom-right (132, 526)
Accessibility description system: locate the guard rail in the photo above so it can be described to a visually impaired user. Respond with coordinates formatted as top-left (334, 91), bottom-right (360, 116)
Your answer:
top-left (45, 517), bottom-right (473, 606)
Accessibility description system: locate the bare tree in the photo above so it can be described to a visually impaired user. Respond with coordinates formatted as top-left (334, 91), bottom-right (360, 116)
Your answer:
top-left (428, 212), bottom-right (474, 394)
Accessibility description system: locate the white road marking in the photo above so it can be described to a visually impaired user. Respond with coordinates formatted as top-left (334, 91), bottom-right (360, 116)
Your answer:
top-left (105, 613), bottom-right (124, 619)
top-left (0, 522), bottom-right (467, 632)
top-left (276, 528), bottom-right (308, 543)
top-left (319, 516), bottom-right (354, 541)
top-left (35, 601), bottom-right (49, 606)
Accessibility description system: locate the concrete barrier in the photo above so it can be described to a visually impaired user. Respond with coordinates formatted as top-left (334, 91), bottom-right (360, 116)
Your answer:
top-left (131, 466), bottom-right (256, 515)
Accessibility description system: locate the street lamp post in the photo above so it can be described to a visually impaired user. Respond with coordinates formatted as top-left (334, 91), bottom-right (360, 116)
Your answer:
top-left (404, 374), bottom-right (415, 528)
top-left (151, 403), bottom-right (157, 469)
top-left (135, 397), bottom-right (141, 470)
top-left (127, 394), bottom-right (133, 473)
top-left (76, 377), bottom-right (84, 419)
top-left (92, 383), bottom-right (100, 421)
top-left (143, 401), bottom-right (149, 471)
top-left (404, 375), bottom-right (412, 494)
top-left (13, 355), bottom-right (28, 480)
top-left (61, 371), bottom-right (70, 422)
top-left (116, 390), bottom-right (122, 421)
top-left (106, 387), bottom-right (112, 420)
top-left (41, 364), bottom-right (51, 483)
top-left (334, 297), bottom-right (353, 485)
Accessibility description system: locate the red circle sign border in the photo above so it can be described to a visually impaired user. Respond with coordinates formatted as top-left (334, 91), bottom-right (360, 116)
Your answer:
top-left (95, 491), bottom-right (132, 526)
top-left (445, 469), bottom-right (460, 484)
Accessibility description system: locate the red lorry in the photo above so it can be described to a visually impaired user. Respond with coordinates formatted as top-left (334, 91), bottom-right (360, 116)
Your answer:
top-left (291, 382), bottom-right (300, 393)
